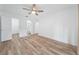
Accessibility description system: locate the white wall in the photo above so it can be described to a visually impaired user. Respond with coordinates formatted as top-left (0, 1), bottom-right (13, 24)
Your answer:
top-left (0, 13), bottom-right (34, 41)
top-left (1, 15), bottom-right (28, 41)
top-left (37, 5), bottom-right (78, 46)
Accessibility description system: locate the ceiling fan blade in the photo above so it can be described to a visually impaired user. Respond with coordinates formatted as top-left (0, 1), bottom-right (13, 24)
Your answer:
top-left (28, 12), bottom-right (31, 14)
top-left (23, 8), bottom-right (31, 11)
top-left (33, 4), bottom-right (36, 7)
top-left (35, 13), bottom-right (38, 16)
top-left (37, 10), bottom-right (44, 12)
top-left (25, 16), bottom-right (28, 17)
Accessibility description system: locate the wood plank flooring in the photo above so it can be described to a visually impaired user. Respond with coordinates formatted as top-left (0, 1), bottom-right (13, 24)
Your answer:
top-left (0, 34), bottom-right (77, 55)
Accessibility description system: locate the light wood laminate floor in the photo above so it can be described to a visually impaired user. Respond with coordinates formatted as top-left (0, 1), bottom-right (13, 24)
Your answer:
top-left (0, 34), bottom-right (77, 55)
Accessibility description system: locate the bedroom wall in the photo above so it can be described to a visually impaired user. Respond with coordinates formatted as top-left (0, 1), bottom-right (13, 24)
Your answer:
top-left (0, 12), bottom-right (34, 41)
top-left (37, 5), bottom-right (78, 46)
top-left (0, 15), bottom-right (28, 41)
top-left (0, 5), bottom-right (78, 46)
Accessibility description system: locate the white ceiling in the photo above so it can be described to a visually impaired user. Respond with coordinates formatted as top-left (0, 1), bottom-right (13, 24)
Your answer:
top-left (0, 4), bottom-right (76, 19)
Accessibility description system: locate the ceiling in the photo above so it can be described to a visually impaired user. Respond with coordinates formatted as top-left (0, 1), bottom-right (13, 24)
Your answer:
top-left (0, 4), bottom-right (76, 19)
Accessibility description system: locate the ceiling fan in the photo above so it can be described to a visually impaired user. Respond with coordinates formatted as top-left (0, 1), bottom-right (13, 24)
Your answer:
top-left (23, 4), bottom-right (44, 16)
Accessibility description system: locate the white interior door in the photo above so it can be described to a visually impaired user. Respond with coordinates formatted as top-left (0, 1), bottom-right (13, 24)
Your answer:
top-left (26, 20), bottom-right (33, 34)
top-left (12, 18), bottom-right (19, 34)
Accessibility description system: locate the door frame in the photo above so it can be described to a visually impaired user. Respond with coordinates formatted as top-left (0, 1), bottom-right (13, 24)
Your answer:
top-left (77, 4), bottom-right (79, 55)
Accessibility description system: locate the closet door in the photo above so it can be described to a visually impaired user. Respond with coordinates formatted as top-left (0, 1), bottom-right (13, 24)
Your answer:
top-left (1, 16), bottom-right (12, 41)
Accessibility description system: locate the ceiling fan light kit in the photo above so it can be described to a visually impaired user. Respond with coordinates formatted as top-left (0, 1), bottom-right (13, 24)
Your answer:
top-left (23, 4), bottom-right (44, 16)
top-left (32, 11), bottom-right (36, 14)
